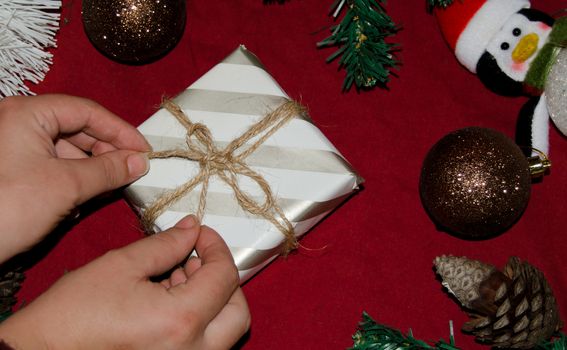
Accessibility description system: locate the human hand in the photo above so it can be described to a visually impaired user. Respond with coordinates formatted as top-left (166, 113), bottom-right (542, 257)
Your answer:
top-left (0, 215), bottom-right (250, 350)
top-left (0, 94), bottom-right (151, 263)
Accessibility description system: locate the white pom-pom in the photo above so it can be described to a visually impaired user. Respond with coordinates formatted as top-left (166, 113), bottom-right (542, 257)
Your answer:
top-left (0, 0), bottom-right (61, 98)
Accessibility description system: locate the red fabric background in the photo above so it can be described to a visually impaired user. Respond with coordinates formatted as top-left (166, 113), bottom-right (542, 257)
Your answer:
top-left (16, 0), bottom-right (566, 349)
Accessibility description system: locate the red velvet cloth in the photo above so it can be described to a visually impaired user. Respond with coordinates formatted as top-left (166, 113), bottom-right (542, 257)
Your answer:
top-left (17, 0), bottom-right (566, 349)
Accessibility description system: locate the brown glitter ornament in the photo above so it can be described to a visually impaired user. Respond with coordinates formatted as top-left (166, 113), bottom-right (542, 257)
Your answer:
top-left (82, 0), bottom-right (186, 64)
top-left (434, 255), bottom-right (562, 349)
top-left (419, 127), bottom-right (532, 239)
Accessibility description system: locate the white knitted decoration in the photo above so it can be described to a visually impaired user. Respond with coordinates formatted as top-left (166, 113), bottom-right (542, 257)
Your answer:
top-left (0, 0), bottom-right (61, 97)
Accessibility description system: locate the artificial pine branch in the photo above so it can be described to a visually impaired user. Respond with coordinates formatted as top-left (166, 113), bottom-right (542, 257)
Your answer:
top-left (0, 268), bottom-right (24, 323)
top-left (350, 312), bottom-right (567, 350)
top-left (0, 0), bottom-right (61, 98)
top-left (535, 333), bottom-right (567, 350)
top-left (427, 0), bottom-right (455, 9)
top-left (317, 0), bottom-right (399, 91)
top-left (0, 311), bottom-right (11, 323)
top-left (349, 312), bottom-right (459, 350)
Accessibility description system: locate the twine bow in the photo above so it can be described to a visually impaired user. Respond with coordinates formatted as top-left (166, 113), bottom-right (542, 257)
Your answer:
top-left (142, 99), bottom-right (307, 254)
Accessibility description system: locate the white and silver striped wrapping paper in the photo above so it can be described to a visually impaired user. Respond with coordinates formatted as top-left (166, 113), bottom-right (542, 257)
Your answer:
top-left (125, 45), bottom-right (363, 283)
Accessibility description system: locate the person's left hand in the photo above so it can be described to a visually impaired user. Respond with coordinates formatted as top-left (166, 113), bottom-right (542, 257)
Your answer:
top-left (0, 94), bottom-right (151, 263)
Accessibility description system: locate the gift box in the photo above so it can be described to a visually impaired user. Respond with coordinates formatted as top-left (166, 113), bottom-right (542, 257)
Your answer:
top-left (125, 45), bottom-right (363, 283)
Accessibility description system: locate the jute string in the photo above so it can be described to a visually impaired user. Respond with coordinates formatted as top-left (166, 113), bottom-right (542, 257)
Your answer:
top-left (142, 99), bottom-right (307, 254)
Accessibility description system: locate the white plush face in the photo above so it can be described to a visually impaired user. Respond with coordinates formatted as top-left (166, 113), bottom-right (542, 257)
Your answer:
top-left (485, 12), bottom-right (552, 82)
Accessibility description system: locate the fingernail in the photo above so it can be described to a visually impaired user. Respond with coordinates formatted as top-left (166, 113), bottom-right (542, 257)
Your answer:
top-left (176, 215), bottom-right (198, 229)
top-left (127, 153), bottom-right (149, 178)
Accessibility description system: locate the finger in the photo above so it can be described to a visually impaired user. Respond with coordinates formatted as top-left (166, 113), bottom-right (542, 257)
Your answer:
top-left (92, 141), bottom-right (120, 155)
top-left (115, 215), bottom-right (200, 278)
top-left (60, 150), bottom-right (149, 204)
top-left (169, 226), bottom-right (239, 321)
top-left (204, 288), bottom-right (250, 350)
top-left (160, 279), bottom-right (172, 289)
top-left (17, 94), bottom-right (151, 152)
top-left (169, 268), bottom-right (188, 287)
top-left (62, 132), bottom-right (118, 155)
top-left (54, 139), bottom-right (89, 159)
top-left (184, 256), bottom-right (202, 276)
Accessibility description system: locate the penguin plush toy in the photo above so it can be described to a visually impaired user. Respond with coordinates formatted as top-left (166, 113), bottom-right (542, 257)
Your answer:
top-left (434, 0), bottom-right (567, 157)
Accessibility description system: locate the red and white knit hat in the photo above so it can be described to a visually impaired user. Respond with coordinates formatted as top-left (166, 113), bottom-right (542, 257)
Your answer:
top-left (435, 0), bottom-right (530, 73)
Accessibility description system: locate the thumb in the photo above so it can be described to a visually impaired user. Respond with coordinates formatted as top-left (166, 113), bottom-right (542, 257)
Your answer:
top-left (62, 150), bottom-right (149, 205)
top-left (117, 216), bottom-right (201, 277)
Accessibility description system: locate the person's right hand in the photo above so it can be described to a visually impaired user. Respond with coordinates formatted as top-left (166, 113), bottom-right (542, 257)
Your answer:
top-left (0, 215), bottom-right (250, 350)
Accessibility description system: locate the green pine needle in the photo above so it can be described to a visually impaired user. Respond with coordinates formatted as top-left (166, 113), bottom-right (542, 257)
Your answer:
top-left (535, 333), bottom-right (567, 350)
top-left (349, 312), bottom-right (460, 350)
top-left (350, 312), bottom-right (567, 350)
top-left (318, 0), bottom-right (399, 91)
top-left (0, 310), bottom-right (11, 323)
top-left (427, 0), bottom-right (455, 8)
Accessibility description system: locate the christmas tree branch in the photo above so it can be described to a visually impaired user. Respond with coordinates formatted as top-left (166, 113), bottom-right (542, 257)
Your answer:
top-left (349, 312), bottom-right (459, 350)
top-left (0, 311), bottom-right (11, 323)
top-left (317, 0), bottom-right (399, 91)
top-left (427, 0), bottom-right (455, 9)
top-left (535, 333), bottom-right (567, 350)
top-left (350, 312), bottom-right (567, 350)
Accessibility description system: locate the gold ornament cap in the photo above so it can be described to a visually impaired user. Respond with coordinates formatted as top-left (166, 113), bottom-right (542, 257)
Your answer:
top-left (527, 149), bottom-right (551, 180)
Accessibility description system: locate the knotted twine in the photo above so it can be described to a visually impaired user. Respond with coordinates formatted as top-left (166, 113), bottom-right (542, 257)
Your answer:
top-left (142, 99), bottom-right (307, 254)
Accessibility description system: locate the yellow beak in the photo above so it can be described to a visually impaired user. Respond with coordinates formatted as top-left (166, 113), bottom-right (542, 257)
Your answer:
top-left (512, 33), bottom-right (539, 63)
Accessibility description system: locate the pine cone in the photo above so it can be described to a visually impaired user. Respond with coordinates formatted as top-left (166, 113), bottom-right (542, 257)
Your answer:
top-left (0, 268), bottom-right (24, 321)
top-left (434, 255), bottom-right (562, 349)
